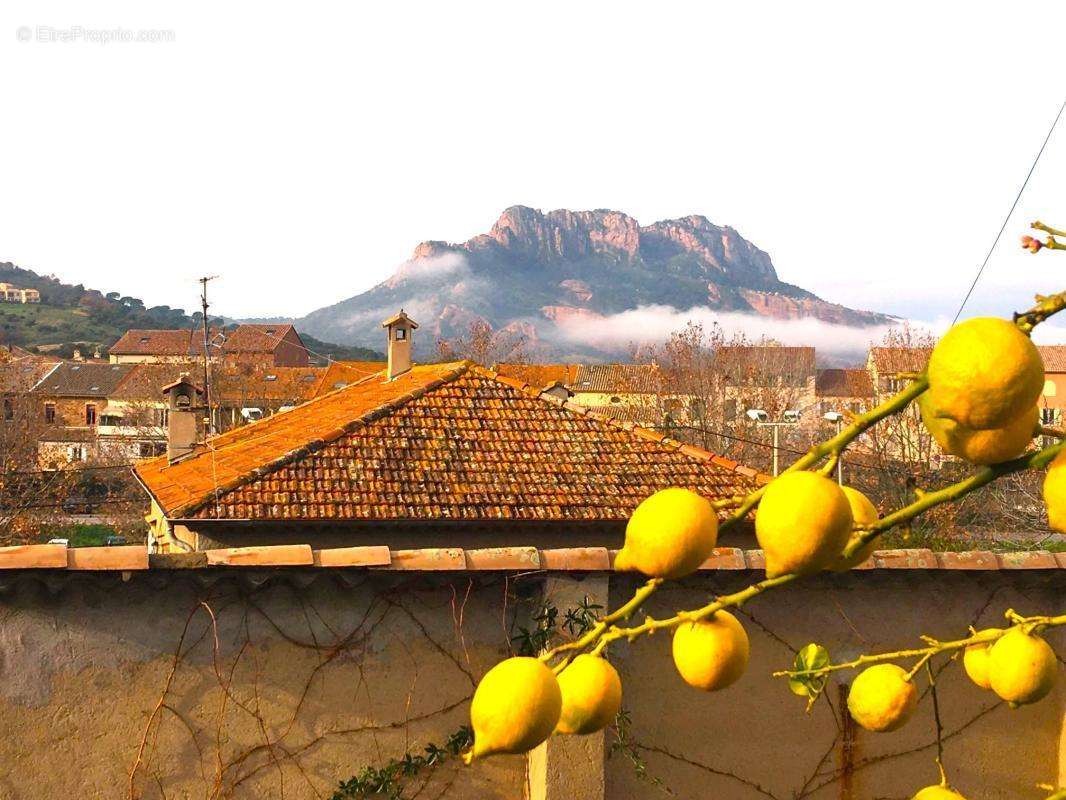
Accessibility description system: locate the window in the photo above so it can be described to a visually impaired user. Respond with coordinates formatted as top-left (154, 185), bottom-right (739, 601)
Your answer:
top-left (1044, 379), bottom-right (1057, 398)
top-left (68, 445), bottom-right (85, 462)
top-left (138, 441), bottom-right (165, 458)
top-left (45, 403), bottom-right (55, 424)
top-left (395, 328), bottom-right (407, 341)
top-left (2, 398), bottom-right (12, 421)
top-left (85, 404), bottom-right (97, 426)
top-left (154, 408), bottom-right (169, 427)
top-left (1041, 407), bottom-right (1058, 426)
top-left (100, 414), bottom-right (122, 427)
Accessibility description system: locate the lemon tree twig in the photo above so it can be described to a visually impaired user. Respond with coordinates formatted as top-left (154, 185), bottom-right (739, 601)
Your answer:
top-left (771, 610), bottom-right (1066, 681)
top-left (539, 578), bottom-right (663, 671)
top-left (1033, 221), bottom-right (1066, 237)
top-left (926, 661), bottom-right (947, 787)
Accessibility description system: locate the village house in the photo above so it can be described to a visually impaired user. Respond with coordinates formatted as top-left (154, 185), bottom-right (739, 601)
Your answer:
top-left (30, 361), bottom-right (143, 466)
top-left (109, 323), bottom-right (311, 367)
top-left (134, 314), bottom-right (764, 553)
top-left (814, 367), bottom-right (874, 416)
top-left (0, 282), bottom-right (41, 303)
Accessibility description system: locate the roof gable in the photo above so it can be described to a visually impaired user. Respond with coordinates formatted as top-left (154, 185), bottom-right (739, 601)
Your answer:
top-left (220, 324), bottom-right (296, 354)
top-left (135, 362), bottom-right (763, 521)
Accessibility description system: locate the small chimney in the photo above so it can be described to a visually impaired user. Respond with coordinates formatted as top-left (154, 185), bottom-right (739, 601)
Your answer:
top-left (162, 372), bottom-right (204, 463)
top-left (382, 310), bottom-right (418, 380)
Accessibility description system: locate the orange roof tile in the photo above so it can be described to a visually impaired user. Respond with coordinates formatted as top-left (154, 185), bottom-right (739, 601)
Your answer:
top-left (135, 361), bottom-right (765, 522)
top-left (1038, 345), bottom-right (1066, 373)
top-left (311, 361), bottom-right (386, 397)
top-left (815, 368), bottom-right (874, 399)
top-left (495, 363), bottom-right (580, 389)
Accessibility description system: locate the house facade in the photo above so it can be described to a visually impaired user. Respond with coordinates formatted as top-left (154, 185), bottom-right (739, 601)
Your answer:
top-left (0, 283), bottom-right (41, 303)
top-left (29, 361), bottom-right (149, 466)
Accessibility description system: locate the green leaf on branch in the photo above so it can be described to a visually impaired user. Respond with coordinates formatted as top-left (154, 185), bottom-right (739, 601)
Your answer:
top-left (788, 643), bottom-right (830, 711)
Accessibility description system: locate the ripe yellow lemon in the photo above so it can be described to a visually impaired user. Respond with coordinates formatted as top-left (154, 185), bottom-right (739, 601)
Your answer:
top-left (926, 317), bottom-right (1043, 430)
top-left (961, 630), bottom-right (1002, 690)
top-left (920, 394), bottom-right (1037, 465)
top-left (614, 488), bottom-right (718, 579)
top-left (1042, 449), bottom-right (1066, 533)
top-left (671, 610), bottom-right (750, 691)
top-left (846, 663), bottom-right (918, 732)
top-left (555, 654), bottom-right (622, 735)
top-left (755, 471), bottom-right (853, 577)
top-left (987, 628), bottom-right (1058, 706)
top-left (912, 786), bottom-right (967, 799)
top-left (464, 657), bottom-right (562, 762)
top-left (828, 486), bottom-right (880, 571)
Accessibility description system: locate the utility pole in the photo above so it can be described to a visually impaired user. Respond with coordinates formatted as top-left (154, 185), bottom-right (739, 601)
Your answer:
top-left (824, 411), bottom-right (845, 484)
top-left (199, 276), bottom-right (218, 436)
top-left (747, 409), bottom-right (801, 477)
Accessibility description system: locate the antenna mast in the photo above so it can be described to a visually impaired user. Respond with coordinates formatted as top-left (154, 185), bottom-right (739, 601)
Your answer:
top-left (199, 276), bottom-right (218, 436)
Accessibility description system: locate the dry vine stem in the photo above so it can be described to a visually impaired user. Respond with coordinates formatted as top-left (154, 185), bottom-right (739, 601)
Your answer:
top-left (539, 287), bottom-right (1066, 669)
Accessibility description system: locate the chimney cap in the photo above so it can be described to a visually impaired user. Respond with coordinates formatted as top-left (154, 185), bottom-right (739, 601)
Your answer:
top-left (381, 309), bottom-right (419, 330)
top-left (161, 373), bottom-right (204, 396)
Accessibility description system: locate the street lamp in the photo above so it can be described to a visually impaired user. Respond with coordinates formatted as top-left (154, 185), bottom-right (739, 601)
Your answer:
top-left (748, 409), bottom-right (800, 477)
top-left (823, 411), bottom-right (844, 484)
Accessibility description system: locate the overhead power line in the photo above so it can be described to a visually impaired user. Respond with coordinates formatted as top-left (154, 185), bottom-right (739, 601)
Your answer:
top-left (953, 95), bottom-right (1066, 324)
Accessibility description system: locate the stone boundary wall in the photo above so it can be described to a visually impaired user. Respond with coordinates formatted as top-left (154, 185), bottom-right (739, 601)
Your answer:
top-left (0, 548), bottom-right (1059, 798)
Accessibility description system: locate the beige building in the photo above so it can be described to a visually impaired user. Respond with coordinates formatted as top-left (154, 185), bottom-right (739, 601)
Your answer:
top-left (0, 282), bottom-right (41, 303)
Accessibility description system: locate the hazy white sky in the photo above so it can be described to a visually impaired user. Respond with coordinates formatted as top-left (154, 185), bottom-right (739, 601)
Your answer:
top-left (2, 1), bottom-right (1065, 324)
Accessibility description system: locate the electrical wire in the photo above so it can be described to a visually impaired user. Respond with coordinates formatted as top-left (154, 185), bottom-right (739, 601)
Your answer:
top-left (664, 422), bottom-right (915, 479)
top-left (952, 95), bottom-right (1066, 325)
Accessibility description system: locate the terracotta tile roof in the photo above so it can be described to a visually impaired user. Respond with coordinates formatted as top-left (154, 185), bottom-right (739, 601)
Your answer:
top-left (310, 361), bottom-right (386, 397)
top-left (213, 366), bottom-right (324, 404)
top-left (572, 364), bottom-right (661, 393)
top-left (31, 362), bottom-right (135, 397)
top-left (111, 325), bottom-right (302, 358)
top-left (495, 363), bottom-right (580, 389)
top-left (218, 323), bottom-right (298, 354)
top-left (869, 346), bottom-right (932, 375)
top-left (110, 329), bottom-right (193, 356)
top-left (0, 353), bottom-right (63, 393)
top-left (134, 361), bottom-right (765, 521)
top-left (715, 346), bottom-right (815, 385)
top-left (1037, 345), bottom-right (1066, 372)
top-left (110, 363), bottom-right (196, 401)
top-left (815, 368), bottom-right (874, 398)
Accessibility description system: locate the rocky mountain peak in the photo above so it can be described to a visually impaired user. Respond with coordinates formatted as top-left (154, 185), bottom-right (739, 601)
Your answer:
top-left (298, 206), bottom-right (892, 360)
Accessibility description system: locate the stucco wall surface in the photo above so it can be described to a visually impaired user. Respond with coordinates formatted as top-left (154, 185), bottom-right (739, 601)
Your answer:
top-left (0, 569), bottom-right (1059, 799)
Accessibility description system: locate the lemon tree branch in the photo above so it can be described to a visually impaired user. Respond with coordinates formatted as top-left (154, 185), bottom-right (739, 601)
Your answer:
top-left (567, 436), bottom-right (1066, 663)
top-left (538, 288), bottom-right (1066, 668)
top-left (1033, 221), bottom-right (1066, 237)
top-left (539, 578), bottom-right (662, 668)
top-left (772, 610), bottom-right (1066, 681)
top-left (720, 377), bottom-right (929, 530)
